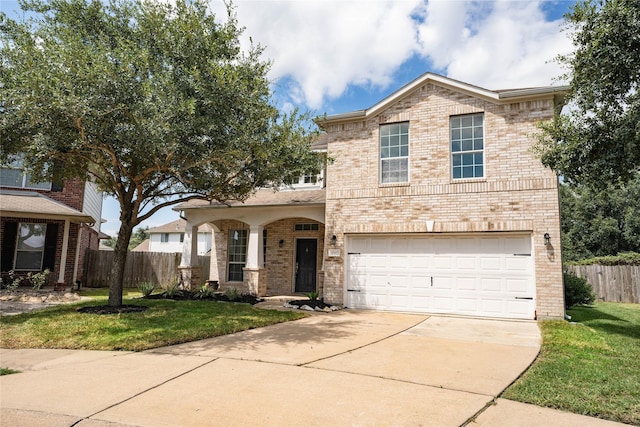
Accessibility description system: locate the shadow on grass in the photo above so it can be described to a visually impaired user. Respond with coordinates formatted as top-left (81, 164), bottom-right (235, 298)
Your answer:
top-left (569, 304), bottom-right (640, 339)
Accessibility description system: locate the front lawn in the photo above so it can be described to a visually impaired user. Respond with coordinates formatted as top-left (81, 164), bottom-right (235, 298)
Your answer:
top-left (0, 291), bottom-right (307, 351)
top-left (502, 302), bottom-right (640, 425)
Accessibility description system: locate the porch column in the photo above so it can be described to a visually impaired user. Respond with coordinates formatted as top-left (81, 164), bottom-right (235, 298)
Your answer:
top-left (208, 229), bottom-right (219, 286)
top-left (57, 219), bottom-right (71, 286)
top-left (243, 224), bottom-right (266, 296)
top-left (178, 221), bottom-right (201, 290)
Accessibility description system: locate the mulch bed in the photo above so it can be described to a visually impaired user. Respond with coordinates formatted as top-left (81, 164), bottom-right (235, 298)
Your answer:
top-left (144, 291), bottom-right (263, 305)
top-left (76, 292), bottom-right (263, 315)
top-left (77, 305), bottom-right (149, 315)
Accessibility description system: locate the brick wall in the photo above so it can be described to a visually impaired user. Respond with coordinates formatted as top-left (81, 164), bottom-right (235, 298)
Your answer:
top-left (211, 218), bottom-right (325, 295)
top-left (321, 83), bottom-right (564, 318)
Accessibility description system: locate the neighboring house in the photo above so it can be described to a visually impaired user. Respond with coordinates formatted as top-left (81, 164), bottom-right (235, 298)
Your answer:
top-left (0, 159), bottom-right (103, 288)
top-left (176, 73), bottom-right (567, 320)
top-left (134, 219), bottom-right (212, 255)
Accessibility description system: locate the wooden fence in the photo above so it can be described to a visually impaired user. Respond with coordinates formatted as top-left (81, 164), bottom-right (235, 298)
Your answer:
top-left (83, 249), bottom-right (211, 288)
top-left (567, 265), bottom-right (640, 304)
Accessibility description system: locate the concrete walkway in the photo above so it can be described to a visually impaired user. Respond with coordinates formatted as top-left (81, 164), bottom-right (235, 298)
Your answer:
top-left (0, 311), bottom-right (629, 426)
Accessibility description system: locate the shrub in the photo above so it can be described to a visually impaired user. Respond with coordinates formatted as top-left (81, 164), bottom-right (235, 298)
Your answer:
top-left (569, 251), bottom-right (640, 266)
top-left (195, 283), bottom-right (216, 299)
top-left (136, 281), bottom-right (156, 297)
top-left (0, 271), bottom-right (22, 290)
top-left (564, 272), bottom-right (596, 309)
top-left (27, 269), bottom-right (50, 290)
top-left (161, 280), bottom-right (183, 298)
top-left (305, 291), bottom-right (319, 301)
top-left (224, 287), bottom-right (240, 301)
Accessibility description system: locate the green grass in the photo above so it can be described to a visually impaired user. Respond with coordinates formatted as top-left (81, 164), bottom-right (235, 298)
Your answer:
top-left (503, 302), bottom-right (640, 425)
top-left (1, 368), bottom-right (20, 376)
top-left (0, 291), bottom-right (307, 351)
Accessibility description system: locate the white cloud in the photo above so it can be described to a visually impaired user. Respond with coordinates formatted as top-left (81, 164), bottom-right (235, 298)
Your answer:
top-left (418, 1), bottom-right (574, 89)
top-left (209, 1), bottom-right (574, 110)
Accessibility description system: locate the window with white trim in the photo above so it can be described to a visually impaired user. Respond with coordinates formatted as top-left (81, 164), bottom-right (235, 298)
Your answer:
top-left (227, 229), bottom-right (247, 282)
top-left (160, 233), bottom-right (169, 243)
top-left (0, 156), bottom-right (51, 190)
top-left (14, 223), bottom-right (47, 271)
top-left (380, 123), bottom-right (409, 184)
top-left (451, 113), bottom-right (484, 179)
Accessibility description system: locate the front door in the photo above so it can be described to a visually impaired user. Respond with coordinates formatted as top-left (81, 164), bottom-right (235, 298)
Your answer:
top-left (295, 239), bottom-right (317, 293)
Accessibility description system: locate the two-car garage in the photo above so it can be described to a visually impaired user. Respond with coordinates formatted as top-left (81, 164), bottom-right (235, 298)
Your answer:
top-left (345, 234), bottom-right (536, 319)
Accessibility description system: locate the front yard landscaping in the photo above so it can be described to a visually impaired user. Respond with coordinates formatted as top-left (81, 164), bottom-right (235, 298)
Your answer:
top-left (503, 302), bottom-right (640, 425)
top-left (0, 288), bottom-right (307, 351)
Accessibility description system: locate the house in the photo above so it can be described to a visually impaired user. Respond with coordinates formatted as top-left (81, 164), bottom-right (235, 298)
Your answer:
top-left (0, 159), bottom-right (103, 288)
top-left (133, 219), bottom-right (212, 255)
top-left (176, 73), bottom-right (567, 320)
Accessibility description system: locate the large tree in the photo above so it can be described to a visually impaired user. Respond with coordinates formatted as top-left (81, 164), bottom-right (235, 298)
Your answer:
top-left (535, 0), bottom-right (640, 187)
top-left (559, 175), bottom-right (640, 261)
top-left (0, 0), bottom-right (320, 306)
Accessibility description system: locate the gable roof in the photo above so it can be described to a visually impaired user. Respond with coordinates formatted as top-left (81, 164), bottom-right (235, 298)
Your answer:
top-left (0, 190), bottom-right (95, 224)
top-left (148, 219), bottom-right (212, 234)
top-left (317, 72), bottom-right (568, 126)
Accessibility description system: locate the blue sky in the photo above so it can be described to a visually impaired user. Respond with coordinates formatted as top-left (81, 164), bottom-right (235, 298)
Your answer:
top-left (1, 0), bottom-right (576, 237)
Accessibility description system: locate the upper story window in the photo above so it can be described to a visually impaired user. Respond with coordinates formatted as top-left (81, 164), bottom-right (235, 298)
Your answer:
top-left (287, 170), bottom-right (323, 188)
top-left (451, 113), bottom-right (484, 179)
top-left (0, 157), bottom-right (51, 190)
top-left (160, 233), bottom-right (170, 243)
top-left (380, 123), bottom-right (409, 184)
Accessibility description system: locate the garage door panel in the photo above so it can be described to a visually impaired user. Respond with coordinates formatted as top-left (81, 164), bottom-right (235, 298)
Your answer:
top-left (346, 234), bottom-right (535, 319)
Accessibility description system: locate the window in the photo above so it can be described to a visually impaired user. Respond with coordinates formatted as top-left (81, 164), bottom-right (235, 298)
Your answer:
top-left (380, 123), bottom-right (409, 184)
top-left (0, 157), bottom-right (51, 190)
top-left (263, 229), bottom-right (267, 265)
top-left (180, 233), bottom-right (184, 243)
top-left (294, 223), bottom-right (319, 231)
top-left (161, 233), bottom-right (169, 243)
top-left (15, 223), bottom-right (47, 270)
top-left (227, 229), bottom-right (247, 282)
top-left (451, 113), bottom-right (484, 179)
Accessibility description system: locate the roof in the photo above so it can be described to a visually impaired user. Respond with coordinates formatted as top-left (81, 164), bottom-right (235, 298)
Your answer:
top-left (148, 218), bottom-right (212, 233)
top-left (0, 190), bottom-right (95, 223)
top-left (177, 188), bottom-right (326, 211)
top-left (132, 239), bottom-right (150, 252)
top-left (317, 72), bottom-right (569, 126)
top-left (310, 133), bottom-right (328, 151)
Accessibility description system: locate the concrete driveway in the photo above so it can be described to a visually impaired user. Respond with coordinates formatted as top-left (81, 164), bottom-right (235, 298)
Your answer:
top-left (0, 311), bottom-right (626, 426)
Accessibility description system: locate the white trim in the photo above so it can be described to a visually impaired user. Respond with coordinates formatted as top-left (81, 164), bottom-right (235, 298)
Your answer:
top-left (57, 219), bottom-right (70, 283)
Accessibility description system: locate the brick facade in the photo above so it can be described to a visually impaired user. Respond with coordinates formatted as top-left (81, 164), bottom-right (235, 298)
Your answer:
top-left (320, 82), bottom-right (565, 318)
top-left (1, 177), bottom-right (99, 287)
top-left (211, 218), bottom-right (325, 296)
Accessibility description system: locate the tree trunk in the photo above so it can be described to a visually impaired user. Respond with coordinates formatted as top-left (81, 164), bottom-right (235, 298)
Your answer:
top-left (107, 221), bottom-right (134, 307)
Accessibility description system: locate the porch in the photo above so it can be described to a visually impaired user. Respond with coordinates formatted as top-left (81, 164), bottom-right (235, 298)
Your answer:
top-left (176, 189), bottom-right (326, 297)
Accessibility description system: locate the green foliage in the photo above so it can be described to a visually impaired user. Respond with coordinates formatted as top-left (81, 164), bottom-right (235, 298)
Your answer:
top-left (136, 281), bottom-right (156, 297)
top-left (26, 269), bottom-right (50, 290)
top-left (535, 0), bottom-right (640, 187)
top-left (305, 291), bottom-right (319, 301)
top-left (0, 368), bottom-right (20, 376)
top-left (570, 252), bottom-right (640, 266)
top-left (0, 271), bottom-right (23, 290)
top-left (161, 281), bottom-right (182, 298)
top-left (0, 0), bottom-right (320, 306)
top-left (0, 298), bottom-right (307, 351)
top-left (564, 272), bottom-right (596, 309)
top-left (559, 178), bottom-right (640, 261)
top-left (223, 287), bottom-right (240, 301)
top-left (504, 303), bottom-right (640, 425)
top-left (195, 283), bottom-right (216, 299)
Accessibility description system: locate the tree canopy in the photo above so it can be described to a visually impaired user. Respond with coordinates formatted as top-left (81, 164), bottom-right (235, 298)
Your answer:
top-left (0, 0), bottom-right (321, 305)
top-left (559, 175), bottom-right (640, 261)
top-left (535, 0), bottom-right (640, 187)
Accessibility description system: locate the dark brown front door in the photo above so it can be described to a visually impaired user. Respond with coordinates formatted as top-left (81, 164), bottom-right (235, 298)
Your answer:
top-left (295, 239), bottom-right (317, 293)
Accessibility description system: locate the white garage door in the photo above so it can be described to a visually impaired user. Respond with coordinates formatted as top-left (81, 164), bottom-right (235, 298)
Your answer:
top-left (346, 234), bottom-right (536, 319)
